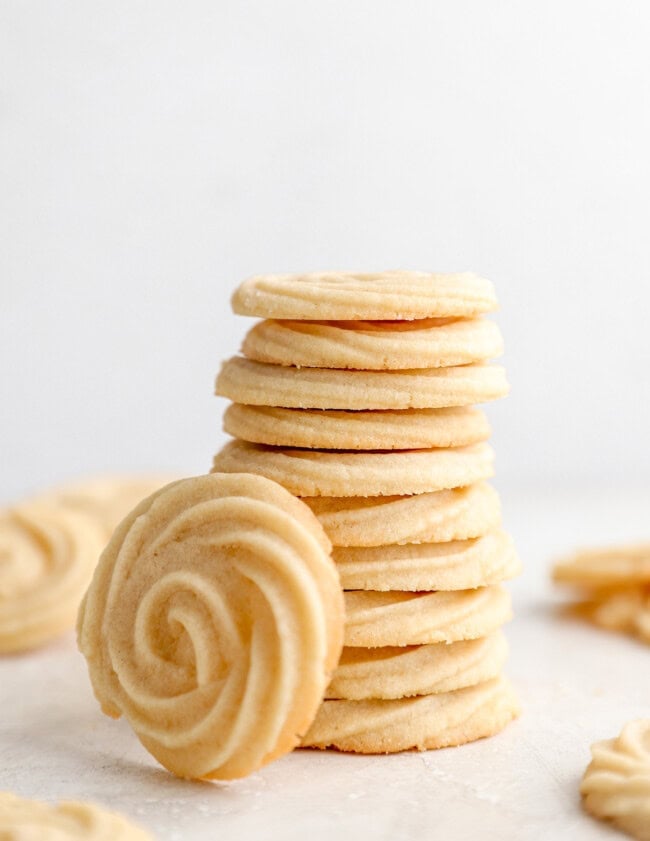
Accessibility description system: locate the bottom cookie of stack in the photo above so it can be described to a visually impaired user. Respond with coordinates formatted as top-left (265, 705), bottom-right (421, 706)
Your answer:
top-left (303, 676), bottom-right (520, 753)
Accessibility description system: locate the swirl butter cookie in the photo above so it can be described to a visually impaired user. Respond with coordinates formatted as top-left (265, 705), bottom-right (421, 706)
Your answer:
top-left (77, 473), bottom-right (344, 781)
top-left (223, 404), bottom-right (491, 451)
top-left (326, 632), bottom-right (508, 700)
top-left (554, 543), bottom-right (650, 589)
top-left (0, 504), bottom-right (106, 653)
top-left (579, 586), bottom-right (650, 644)
top-left (581, 720), bottom-right (650, 840)
top-left (303, 483), bottom-right (500, 546)
top-left (242, 317), bottom-right (503, 370)
top-left (0, 792), bottom-right (151, 840)
top-left (216, 357), bottom-right (509, 410)
top-left (302, 676), bottom-right (520, 753)
top-left (333, 530), bottom-right (521, 592)
top-left (343, 586), bottom-right (511, 647)
top-left (211, 440), bottom-right (494, 498)
top-left (36, 474), bottom-right (179, 540)
top-left (232, 271), bottom-right (498, 320)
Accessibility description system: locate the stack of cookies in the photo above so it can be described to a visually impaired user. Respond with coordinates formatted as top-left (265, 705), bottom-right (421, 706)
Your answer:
top-left (213, 271), bottom-right (521, 753)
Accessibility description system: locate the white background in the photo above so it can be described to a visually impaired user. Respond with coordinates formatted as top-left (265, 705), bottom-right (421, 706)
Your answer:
top-left (2, 0), bottom-right (650, 501)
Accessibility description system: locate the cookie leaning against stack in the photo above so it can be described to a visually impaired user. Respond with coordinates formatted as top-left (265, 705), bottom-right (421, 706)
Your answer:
top-left (213, 271), bottom-right (521, 753)
top-left (78, 473), bottom-right (343, 781)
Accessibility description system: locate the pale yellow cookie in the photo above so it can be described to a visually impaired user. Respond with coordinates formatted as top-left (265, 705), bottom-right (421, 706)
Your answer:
top-left (223, 404), bottom-right (491, 450)
top-left (581, 720), bottom-right (650, 841)
top-left (0, 504), bottom-right (106, 653)
top-left (343, 586), bottom-right (511, 647)
top-left (77, 473), bottom-right (344, 781)
top-left (304, 483), bottom-right (500, 546)
top-left (302, 676), bottom-right (520, 753)
top-left (554, 543), bottom-right (650, 589)
top-left (0, 791), bottom-right (151, 840)
top-left (232, 271), bottom-right (498, 320)
top-left (579, 586), bottom-right (650, 644)
top-left (333, 530), bottom-right (521, 592)
top-left (216, 356), bottom-right (509, 410)
top-left (326, 632), bottom-right (508, 700)
top-left (36, 474), bottom-right (179, 540)
top-left (211, 440), bottom-right (495, 498)
top-left (242, 317), bottom-right (504, 370)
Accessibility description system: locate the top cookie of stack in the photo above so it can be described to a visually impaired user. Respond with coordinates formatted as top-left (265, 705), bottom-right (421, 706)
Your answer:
top-left (214, 271), bottom-right (520, 754)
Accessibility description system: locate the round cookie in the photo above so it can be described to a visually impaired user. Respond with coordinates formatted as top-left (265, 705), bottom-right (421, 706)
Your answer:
top-left (0, 792), bottom-right (152, 840)
top-left (326, 632), bottom-right (508, 700)
top-left (343, 586), bottom-right (511, 647)
top-left (35, 474), bottom-right (179, 540)
top-left (304, 483), bottom-right (500, 546)
top-left (242, 317), bottom-right (503, 370)
top-left (212, 440), bottom-right (495, 498)
top-left (554, 543), bottom-right (650, 589)
top-left (581, 720), bottom-right (650, 841)
top-left (0, 503), bottom-right (107, 653)
top-left (232, 271), bottom-right (498, 320)
top-left (334, 530), bottom-right (521, 592)
top-left (223, 405), bottom-right (491, 450)
top-left (302, 676), bottom-right (520, 753)
top-left (216, 357), bottom-right (509, 410)
top-left (77, 473), bottom-right (344, 781)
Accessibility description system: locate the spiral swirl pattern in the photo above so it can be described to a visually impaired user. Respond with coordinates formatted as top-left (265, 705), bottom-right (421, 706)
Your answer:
top-left (242, 317), bottom-right (503, 370)
top-left (0, 792), bottom-right (152, 840)
top-left (232, 271), bottom-right (497, 320)
top-left (0, 504), bottom-right (106, 653)
top-left (581, 720), bottom-right (650, 840)
top-left (77, 473), bottom-right (344, 781)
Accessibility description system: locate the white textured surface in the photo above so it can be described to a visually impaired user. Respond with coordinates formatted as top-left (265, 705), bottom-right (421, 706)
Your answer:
top-left (2, 486), bottom-right (649, 840)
